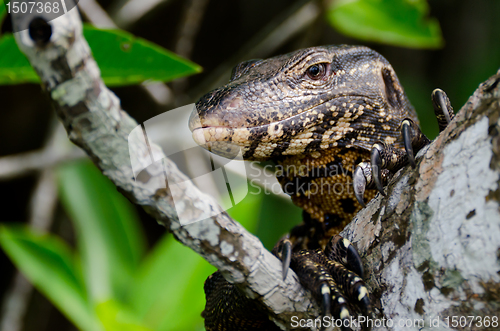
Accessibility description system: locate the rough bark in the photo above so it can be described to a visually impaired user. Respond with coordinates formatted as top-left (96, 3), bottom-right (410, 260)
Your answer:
top-left (11, 7), bottom-right (500, 331)
top-left (342, 71), bottom-right (500, 331)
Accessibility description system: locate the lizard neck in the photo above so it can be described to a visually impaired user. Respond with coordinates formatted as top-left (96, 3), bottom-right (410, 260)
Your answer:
top-left (274, 147), bottom-right (377, 248)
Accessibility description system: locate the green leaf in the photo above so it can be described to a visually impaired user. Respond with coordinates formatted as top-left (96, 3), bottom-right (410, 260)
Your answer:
top-left (57, 161), bottom-right (146, 304)
top-left (0, 34), bottom-right (40, 85)
top-left (226, 181), bottom-right (263, 233)
top-left (0, 1), bottom-right (7, 26)
top-left (130, 235), bottom-right (216, 331)
top-left (327, 0), bottom-right (443, 49)
top-left (226, 174), bottom-right (302, 250)
top-left (95, 299), bottom-right (153, 331)
top-left (0, 25), bottom-right (201, 85)
top-left (0, 225), bottom-right (100, 331)
top-left (83, 25), bottom-right (202, 86)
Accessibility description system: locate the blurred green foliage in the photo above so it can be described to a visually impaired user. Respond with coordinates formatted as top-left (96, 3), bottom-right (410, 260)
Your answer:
top-left (228, 179), bottom-right (303, 250)
top-left (0, 161), bottom-right (217, 331)
top-left (327, 0), bottom-right (443, 49)
top-left (0, 1), bottom-right (6, 19)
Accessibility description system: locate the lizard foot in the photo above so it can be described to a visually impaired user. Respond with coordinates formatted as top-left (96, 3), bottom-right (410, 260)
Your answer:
top-left (353, 140), bottom-right (408, 203)
top-left (354, 88), bottom-right (454, 204)
top-left (355, 134), bottom-right (427, 202)
top-left (274, 235), bottom-right (371, 331)
top-left (353, 132), bottom-right (427, 203)
top-left (402, 88), bottom-right (455, 167)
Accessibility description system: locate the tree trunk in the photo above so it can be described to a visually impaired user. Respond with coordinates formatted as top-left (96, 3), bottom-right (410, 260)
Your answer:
top-left (343, 71), bottom-right (500, 331)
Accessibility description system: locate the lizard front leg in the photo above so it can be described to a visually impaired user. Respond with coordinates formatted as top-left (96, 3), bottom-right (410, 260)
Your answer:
top-left (274, 235), bottom-right (371, 331)
top-left (354, 88), bottom-right (455, 204)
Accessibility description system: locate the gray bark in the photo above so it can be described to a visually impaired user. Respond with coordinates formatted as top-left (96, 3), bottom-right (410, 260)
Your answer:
top-left (343, 71), bottom-right (500, 331)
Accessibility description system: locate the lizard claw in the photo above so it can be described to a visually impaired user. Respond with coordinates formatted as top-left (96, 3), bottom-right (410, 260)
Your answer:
top-left (271, 237), bottom-right (293, 281)
top-left (432, 88), bottom-right (455, 132)
top-left (370, 143), bottom-right (386, 196)
top-left (326, 235), bottom-right (364, 278)
top-left (401, 119), bottom-right (416, 168)
top-left (353, 162), bottom-right (370, 208)
top-left (281, 238), bottom-right (292, 281)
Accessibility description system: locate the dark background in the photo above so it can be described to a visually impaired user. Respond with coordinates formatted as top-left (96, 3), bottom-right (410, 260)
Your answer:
top-left (0, 0), bottom-right (499, 329)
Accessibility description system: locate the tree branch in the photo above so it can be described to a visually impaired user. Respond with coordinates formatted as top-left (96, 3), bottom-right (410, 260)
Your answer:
top-left (341, 71), bottom-right (500, 329)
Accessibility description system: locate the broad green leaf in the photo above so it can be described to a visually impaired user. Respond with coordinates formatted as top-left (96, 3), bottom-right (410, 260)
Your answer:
top-left (0, 25), bottom-right (201, 85)
top-left (156, 257), bottom-right (215, 331)
top-left (83, 25), bottom-right (201, 86)
top-left (0, 225), bottom-right (100, 331)
top-left (130, 234), bottom-right (215, 331)
top-left (0, 35), bottom-right (39, 85)
top-left (58, 161), bottom-right (146, 304)
top-left (225, 174), bottom-right (302, 250)
top-left (225, 181), bottom-right (263, 233)
top-left (96, 299), bottom-right (153, 331)
top-left (256, 186), bottom-right (302, 250)
top-left (327, 0), bottom-right (443, 49)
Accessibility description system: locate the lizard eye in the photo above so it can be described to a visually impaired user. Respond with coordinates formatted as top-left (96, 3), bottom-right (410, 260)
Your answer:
top-left (306, 63), bottom-right (328, 80)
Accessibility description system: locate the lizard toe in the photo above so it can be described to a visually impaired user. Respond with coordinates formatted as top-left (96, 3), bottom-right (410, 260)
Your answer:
top-left (401, 119), bottom-right (416, 168)
top-left (432, 88), bottom-right (455, 132)
top-left (353, 162), bottom-right (370, 207)
top-left (370, 143), bottom-right (386, 196)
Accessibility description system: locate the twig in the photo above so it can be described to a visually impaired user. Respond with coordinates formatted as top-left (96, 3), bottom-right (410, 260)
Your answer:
top-left (0, 274), bottom-right (32, 331)
top-left (0, 120), bottom-right (60, 331)
top-left (0, 123), bottom-right (85, 180)
top-left (11, 7), bottom-right (316, 330)
top-left (109, 0), bottom-right (174, 29)
top-left (172, 0), bottom-right (210, 101)
top-left (174, 0), bottom-right (209, 59)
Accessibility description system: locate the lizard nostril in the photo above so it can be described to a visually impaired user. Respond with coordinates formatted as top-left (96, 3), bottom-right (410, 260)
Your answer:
top-left (222, 95), bottom-right (244, 111)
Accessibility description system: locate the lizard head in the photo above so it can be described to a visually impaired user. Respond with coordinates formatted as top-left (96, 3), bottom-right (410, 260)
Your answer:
top-left (190, 45), bottom-right (417, 161)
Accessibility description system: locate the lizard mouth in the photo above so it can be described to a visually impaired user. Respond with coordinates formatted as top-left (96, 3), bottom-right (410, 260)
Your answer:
top-left (189, 104), bottom-right (335, 160)
top-left (189, 94), bottom-right (383, 160)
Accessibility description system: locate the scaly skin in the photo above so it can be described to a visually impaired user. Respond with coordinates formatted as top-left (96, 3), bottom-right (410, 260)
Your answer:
top-left (190, 45), bottom-right (420, 330)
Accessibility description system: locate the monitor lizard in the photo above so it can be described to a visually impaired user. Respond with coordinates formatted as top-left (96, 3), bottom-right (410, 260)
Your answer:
top-left (189, 45), bottom-right (454, 331)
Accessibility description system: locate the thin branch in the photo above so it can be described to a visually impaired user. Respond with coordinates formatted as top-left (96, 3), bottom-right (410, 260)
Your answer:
top-left (0, 274), bottom-right (32, 331)
top-left (28, 168), bottom-right (58, 230)
top-left (174, 0), bottom-right (209, 59)
top-left (109, 0), bottom-right (174, 29)
top-left (0, 121), bottom-right (60, 331)
top-left (0, 123), bottom-right (85, 180)
top-left (11, 7), bottom-right (316, 330)
top-left (172, 0), bottom-right (210, 101)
